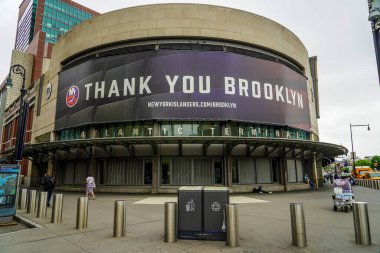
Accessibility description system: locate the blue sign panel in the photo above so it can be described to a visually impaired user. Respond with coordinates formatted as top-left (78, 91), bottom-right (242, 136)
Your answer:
top-left (0, 165), bottom-right (20, 217)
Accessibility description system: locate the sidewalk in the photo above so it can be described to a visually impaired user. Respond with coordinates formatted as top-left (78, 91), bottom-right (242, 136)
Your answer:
top-left (0, 185), bottom-right (379, 253)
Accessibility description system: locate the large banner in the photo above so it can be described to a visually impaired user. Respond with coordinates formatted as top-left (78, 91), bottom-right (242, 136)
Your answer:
top-left (56, 51), bottom-right (311, 131)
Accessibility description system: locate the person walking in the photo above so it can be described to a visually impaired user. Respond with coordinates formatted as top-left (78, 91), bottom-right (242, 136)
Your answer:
top-left (42, 172), bottom-right (55, 207)
top-left (86, 174), bottom-right (96, 199)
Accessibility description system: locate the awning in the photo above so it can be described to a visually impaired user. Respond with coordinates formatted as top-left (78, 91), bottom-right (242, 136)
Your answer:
top-left (9, 136), bottom-right (348, 158)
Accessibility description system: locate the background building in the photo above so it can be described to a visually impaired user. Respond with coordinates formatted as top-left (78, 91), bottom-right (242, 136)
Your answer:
top-left (5, 4), bottom-right (347, 192)
top-left (15, 0), bottom-right (98, 51)
top-left (0, 0), bottom-right (98, 185)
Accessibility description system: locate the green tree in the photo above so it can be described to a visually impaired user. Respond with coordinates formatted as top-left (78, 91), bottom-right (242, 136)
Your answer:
top-left (371, 155), bottom-right (380, 170)
top-left (355, 160), bottom-right (371, 166)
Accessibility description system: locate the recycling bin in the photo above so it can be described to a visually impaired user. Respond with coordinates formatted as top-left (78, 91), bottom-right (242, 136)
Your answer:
top-left (177, 186), bottom-right (229, 241)
top-left (203, 186), bottom-right (229, 240)
top-left (178, 186), bottom-right (203, 239)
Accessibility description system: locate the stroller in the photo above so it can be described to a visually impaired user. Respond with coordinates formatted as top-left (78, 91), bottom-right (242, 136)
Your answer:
top-left (332, 179), bottom-right (354, 212)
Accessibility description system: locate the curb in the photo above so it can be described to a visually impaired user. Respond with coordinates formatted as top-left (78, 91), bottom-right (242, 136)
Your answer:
top-left (14, 214), bottom-right (44, 229)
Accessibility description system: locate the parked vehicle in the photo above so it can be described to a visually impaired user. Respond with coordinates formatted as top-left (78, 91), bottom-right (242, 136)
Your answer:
top-left (364, 172), bottom-right (380, 180)
top-left (352, 166), bottom-right (372, 179)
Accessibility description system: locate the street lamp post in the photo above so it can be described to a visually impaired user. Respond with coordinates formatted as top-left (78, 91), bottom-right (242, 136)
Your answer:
top-left (6, 64), bottom-right (28, 162)
top-left (350, 123), bottom-right (370, 174)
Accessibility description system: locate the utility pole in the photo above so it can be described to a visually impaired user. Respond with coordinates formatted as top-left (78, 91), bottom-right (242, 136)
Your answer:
top-left (368, 0), bottom-right (380, 85)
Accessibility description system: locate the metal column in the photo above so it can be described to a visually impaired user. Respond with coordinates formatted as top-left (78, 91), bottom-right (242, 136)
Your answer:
top-left (18, 189), bottom-right (28, 210)
top-left (76, 197), bottom-right (88, 229)
top-left (113, 200), bottom-right (127, 237)
top-left (36, 192), bottom-right (47, 218)
top-left (26, 190), bottom-right (36, 214)
top-left (353, 202), bottom-right (371, 245)
top-left (164, 202), bottom-right (177, 243)
top-left (51, 194), bottom-right (64, 223)
top-left (226, 204), bottom-right (239, 247)
top-left (290, 203), bottom-right (307, 247)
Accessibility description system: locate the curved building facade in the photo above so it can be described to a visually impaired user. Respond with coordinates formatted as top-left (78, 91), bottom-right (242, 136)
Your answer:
top-left (25, 4), bottom-right (347, 193)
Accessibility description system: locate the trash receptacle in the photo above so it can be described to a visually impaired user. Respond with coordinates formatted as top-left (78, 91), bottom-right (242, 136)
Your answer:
top-left (203, 186), bottom-right (229, 240)
top-left (178, 186), bottom-right (203, 239)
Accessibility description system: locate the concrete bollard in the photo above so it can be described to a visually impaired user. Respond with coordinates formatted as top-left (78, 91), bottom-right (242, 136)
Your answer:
top-left (51, 194), bottom-right (64, 223)
top-left (76, 197), bottom-right (88, 229)
top-left (226, 204), bottom-right (239, 247)
top-left (377, 181), bottom-right (380, 190)
top-left (113, 200), bottom-right (127, 237)
top-left (18, 189), bottom-right (28, 210)
top-left (26, 190), bottom-right (37, 214)
top-left (164, 202), bottom-right (177, 243)
top-left (37, 192), bottom-right (48, 218)
top-left (353, 202), bottom-right (371, 245)
top-left (290, 203), bottom-right (307, 247)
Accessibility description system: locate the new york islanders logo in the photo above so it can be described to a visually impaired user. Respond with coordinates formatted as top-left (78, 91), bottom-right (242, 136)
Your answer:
top-left (66, 85), bottom-right (79, 107)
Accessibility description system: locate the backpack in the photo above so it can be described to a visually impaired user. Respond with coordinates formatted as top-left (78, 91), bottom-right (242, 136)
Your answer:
top-left (45, 177), bottom-right (54, 188)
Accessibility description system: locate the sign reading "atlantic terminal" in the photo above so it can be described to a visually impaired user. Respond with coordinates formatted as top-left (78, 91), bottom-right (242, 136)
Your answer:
top-left (56, 51), bottom-right (311, 131)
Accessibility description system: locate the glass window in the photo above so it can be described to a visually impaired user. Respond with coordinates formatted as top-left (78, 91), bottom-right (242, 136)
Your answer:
top-left (132, 122), bottom-right (141, 136)
top-left (182, 123), bottom-right (194, 136)
top-left (232, 159), bottom-right (239, 184)
top-left (75, 128), bottom-right (81, 139)
top-left (142, 122), bottom-right (153, 136)
top-left (214, 159), bottom-right (223, 184)
top-left (272, 159), bottom-right (279, 183)
top-left (125, 123), bottom-right (133, 136)
top-left (80, 128), bottom-right (87, 139)
top-left (200, 122), bottom-right (220, 136)
top-left (115, 124), bottom-right (125, 137)
top-left (231, 122), bottom-right (239, 136)
top-left (144, 160), bottom-right (152, 185)
top-left (161, 122), bottom-right (171, 136)
top-left (69, 129), bottom-right (75, 140)
top-left (100, 125), bottom-right (112, 138)
top-left (161, 159), bottom-right (170, 184)
top-left (60, 131), bottom-right (65, 140)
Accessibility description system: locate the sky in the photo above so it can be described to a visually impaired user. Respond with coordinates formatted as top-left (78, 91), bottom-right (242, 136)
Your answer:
top-left (0, 0), bottom-right (379, 159)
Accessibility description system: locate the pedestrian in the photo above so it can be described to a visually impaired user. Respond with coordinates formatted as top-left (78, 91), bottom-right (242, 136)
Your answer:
top-left (253, 185), bottom-right (272, 194)
top-left (309, 179), bottom-right (315, 189)
top-left (86, 174), bottom-right (96, 199)
top-left (42, 172), bottom-right (55, 207)
top-left (304, 174), bottom-right (310, 184)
